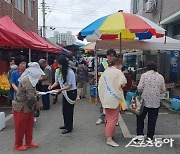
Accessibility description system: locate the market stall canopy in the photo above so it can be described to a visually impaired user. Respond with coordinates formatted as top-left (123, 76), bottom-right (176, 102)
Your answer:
top-left (0, 16), bottom-right (47, 49)
top-left (80, 42), bottom-right (96, 53)
top-left (55, 43), bottom-right (72, 56)
top-left (26, 31), bottom-right (62, 54)
top-left (95, 36), bottom-right (180, 51)
top-left (61, 48), bottom-right (72, 56)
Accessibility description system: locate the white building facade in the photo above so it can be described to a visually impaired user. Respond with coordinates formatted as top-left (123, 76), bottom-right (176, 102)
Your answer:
top-left (53, 31), bottom-right (76, 46)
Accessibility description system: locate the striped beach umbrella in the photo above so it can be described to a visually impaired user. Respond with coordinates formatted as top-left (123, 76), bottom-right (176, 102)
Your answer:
top-left (78, 11), bottom-right (165, 43)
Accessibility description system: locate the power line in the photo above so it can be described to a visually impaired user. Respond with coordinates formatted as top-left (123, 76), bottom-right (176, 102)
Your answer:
top-left (46, 0), bottom-right (111, 17)
top-left (39, 0), bottom-right (111, 15)
top-left (45, 0), bottom-right (58, 19)
top-left (40, 26), bottom-right (83, 29)
top-left (60, 0), bottom-right (90, 7)
top-left (45, 0), bottom-right (91, 8)
top-left (49, 11), bottom-right (108, 16)
top-left (51, 8), bottom-right (109, 13)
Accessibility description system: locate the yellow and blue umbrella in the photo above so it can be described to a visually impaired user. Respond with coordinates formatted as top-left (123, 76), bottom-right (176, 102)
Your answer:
top-left (78, 11), bottom-right (165, 41)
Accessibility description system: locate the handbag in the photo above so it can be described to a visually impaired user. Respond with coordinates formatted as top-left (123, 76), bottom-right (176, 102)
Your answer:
top-left (128, 91), bottom-right (144, 116)
top-left (34, 108), bottom-right (40, 117)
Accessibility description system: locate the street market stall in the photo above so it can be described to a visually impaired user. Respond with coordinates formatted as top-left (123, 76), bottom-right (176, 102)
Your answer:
top-left (77, 11), bottom-right (177, 103)
top-left (0, 16), bottom-right (66, 106)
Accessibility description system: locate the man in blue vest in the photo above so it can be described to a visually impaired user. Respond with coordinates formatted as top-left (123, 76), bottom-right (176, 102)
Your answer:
top-left (96, 49), bottom-right (117, 125)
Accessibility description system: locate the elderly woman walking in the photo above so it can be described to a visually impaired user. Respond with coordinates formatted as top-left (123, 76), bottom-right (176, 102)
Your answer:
top-left (12, 62), bottom-right (44, 151)
top-left (136, 63), bottom-right (166, 141)
top-left (98, 58), bottom-right (127, 147)
top-left (76, 59), bottom-right (89, 99)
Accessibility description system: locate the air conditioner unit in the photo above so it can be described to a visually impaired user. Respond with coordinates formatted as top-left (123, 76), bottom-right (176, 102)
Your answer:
top-left (145, 0), bottom-right (156, 13)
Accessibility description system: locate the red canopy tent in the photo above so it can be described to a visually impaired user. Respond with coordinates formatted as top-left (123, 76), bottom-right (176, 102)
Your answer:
top-left (0, 16), bottom-right (47, 50)
top-left (0, 24), bottom-right (23, 48)
top-left (26, 31), bottom-right (61, 54)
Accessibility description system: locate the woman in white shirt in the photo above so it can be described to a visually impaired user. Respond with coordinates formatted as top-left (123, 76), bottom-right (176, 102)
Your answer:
top-left (98, 58), bottom-right (127, 147)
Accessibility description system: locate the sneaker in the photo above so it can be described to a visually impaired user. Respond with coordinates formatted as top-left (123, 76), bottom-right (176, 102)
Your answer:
top-left (96, 119), bottom-right (104, 125)
top-left (146, 137), bottom-right (153, 142)
top-left (134, 135), bottom-right (144, 143)
top-left (34, 118), bottom-right (37, 123)
top-left (116, 122), bottom-right (119, 126)
top-left (61, 129), bottom-right (72, 134)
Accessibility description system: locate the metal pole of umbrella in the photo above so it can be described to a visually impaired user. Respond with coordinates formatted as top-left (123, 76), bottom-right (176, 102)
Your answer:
top-left (28, 49), bottom-right (31, 62)
top-left (95, 44), bottom-right (98, 86)
top-left (46, 52), bottom-right (48, 62)
top-left (120, 32), bottom-right (122, 54)
top-left (94, 44), bottom-right (99, 103)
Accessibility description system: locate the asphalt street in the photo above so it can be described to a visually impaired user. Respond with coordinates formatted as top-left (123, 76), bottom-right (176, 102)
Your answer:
top-left (0, 94), bottom-right (180, 154)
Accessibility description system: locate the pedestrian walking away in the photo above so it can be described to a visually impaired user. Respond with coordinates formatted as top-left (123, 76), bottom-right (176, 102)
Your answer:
top-left (96, 49), bottom-right (117, 125)
top-left (98, 58), bottom-right (127, 147)
top-left (136, 62), bottom-right (166, 142)
top-left (76, 59), bottom-right (89, 99)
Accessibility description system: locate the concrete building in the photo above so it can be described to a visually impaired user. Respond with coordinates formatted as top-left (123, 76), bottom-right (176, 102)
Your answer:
top-left (0, 0), bottom-right (38, 32)
top-left (53, 31), bottom-right (76, 46)
top-left (130, 0), bottom-right (180, 83)
top-left (130, 0), bottom-right (180, 39)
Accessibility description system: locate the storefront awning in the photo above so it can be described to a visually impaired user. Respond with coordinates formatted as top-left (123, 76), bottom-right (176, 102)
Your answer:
top-left (96, 36), bottom-right (180, 52)
top-left (160, 11), bottom-right (180, 25)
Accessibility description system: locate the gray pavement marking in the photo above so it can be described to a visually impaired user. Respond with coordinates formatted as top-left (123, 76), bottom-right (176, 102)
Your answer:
top-left (126, 135), bottom-right (180, 139)
top-left (5, 114), bottom-right (13, 122)
top-left (119, 113), bottom-right (180, 139)
top-left (118, 114), bottom-right (132, 138)
top-left (158, 113), bottom-right (169, 114)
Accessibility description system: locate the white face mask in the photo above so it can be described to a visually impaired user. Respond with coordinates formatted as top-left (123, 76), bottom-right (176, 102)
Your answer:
top-left (10, 64), bottom-right (17, 70)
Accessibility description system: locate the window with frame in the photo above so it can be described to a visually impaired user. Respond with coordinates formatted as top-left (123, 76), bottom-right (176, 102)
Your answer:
top-left (15, 0), bottom-right (24, 13)
top-left (133, 0), bottom-right (139, 14)
top-left (173, 24), bottom-right (180, 37)
top-left (28, 0), bottom-right (34, 19)
top-left (5, 0), bottom-right (11, 4)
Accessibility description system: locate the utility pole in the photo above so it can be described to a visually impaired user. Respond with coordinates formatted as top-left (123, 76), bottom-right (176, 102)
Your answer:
top-left (42, 0), bottom-right (46, 38)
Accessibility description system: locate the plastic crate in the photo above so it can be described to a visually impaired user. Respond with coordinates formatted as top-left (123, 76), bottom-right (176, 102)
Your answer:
top-left (173, 96), bottom-right (180, 100)
top-left (171, 98), bottom-right (180, 111)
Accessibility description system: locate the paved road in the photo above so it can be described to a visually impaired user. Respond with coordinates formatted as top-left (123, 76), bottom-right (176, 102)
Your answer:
top-left (0, 95), bottom-right (180, 154)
